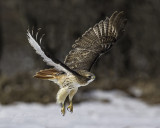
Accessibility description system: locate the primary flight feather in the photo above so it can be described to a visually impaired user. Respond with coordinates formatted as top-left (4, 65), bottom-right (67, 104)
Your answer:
top-left (27, 11), bottom-right (127, 116)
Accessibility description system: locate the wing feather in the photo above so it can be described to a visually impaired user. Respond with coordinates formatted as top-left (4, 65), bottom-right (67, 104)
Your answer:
top-left (27, 30), bottom-right (76, 75)
top-left (64, 11), bottom-right (127, 71)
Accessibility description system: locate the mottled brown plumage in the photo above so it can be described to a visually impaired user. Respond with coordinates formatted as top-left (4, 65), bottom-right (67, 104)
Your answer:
top-left (27, 11), bottom-right (127, 116)
top-left (64, 11), bottom-right (127, 71)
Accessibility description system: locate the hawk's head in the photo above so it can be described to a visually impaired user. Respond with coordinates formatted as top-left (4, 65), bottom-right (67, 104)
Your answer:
top-left (84, 72), bottom-right (95, 81)
top-left (77, 70), bottom-right (95, 85)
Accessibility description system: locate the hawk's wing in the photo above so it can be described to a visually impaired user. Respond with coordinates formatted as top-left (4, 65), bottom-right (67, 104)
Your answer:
top-left (27, 30), bottom-right (78, 75)
top-left (64, 11), bottom-right (127, 71)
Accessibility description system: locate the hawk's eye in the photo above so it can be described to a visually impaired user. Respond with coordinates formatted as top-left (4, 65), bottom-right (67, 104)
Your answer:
top-left (87, 75), bottom-right (92, 79)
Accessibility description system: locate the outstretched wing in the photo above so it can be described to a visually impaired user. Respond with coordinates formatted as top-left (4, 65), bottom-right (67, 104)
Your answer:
top-left (64, 11), bottom-right (127, 71)
top-left (27, 29), bottom-right (77, 75)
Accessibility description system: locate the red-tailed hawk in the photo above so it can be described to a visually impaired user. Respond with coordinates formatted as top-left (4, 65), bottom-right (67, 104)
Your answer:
top-left (27, 11), bottom-right (127, 116)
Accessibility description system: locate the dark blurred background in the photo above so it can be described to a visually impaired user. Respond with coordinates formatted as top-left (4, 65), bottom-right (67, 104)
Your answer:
top-left (0, 0), bottom-right (160, 105)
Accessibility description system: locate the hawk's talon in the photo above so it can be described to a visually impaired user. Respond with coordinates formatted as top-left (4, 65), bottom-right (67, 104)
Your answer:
top-left (67, 102), bottom-right (73, 113)
top-left (61, 104), bottom-right (65, 116)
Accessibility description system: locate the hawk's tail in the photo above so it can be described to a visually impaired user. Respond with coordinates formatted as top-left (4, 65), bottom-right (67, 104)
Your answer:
top-left (34, 68), bottom-right (64, 79)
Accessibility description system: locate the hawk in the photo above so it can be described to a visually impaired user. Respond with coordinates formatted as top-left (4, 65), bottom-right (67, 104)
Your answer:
top-left (27, 11), bottom-right (127, 116)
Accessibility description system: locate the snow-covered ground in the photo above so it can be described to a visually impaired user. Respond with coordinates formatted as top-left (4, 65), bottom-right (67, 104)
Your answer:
top-left (0, 90), bottom-right (160, 128)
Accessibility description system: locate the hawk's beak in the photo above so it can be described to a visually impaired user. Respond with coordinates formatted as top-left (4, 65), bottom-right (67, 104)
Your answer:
top-left (91, 75), bottom-right (95, 80)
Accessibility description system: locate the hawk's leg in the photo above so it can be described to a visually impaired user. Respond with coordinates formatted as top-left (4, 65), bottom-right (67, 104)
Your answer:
top-left (67, 88), bottom-right (78, 112)
top-left (67, 101), bottom-right (73, 112)
top-left (57, 87), bottom-right (70, 116)
top-left (61, 103), bottom-right (65, 116)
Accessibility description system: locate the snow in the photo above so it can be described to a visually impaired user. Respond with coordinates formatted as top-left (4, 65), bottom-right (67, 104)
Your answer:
top-left (0, 90), bottom-right (160, 128)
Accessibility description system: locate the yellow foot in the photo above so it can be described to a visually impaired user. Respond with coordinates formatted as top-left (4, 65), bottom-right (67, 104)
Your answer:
top-left (61, 104), bottom-right (65, 116)
top-left (67, 101), bottom-right (73, 112)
